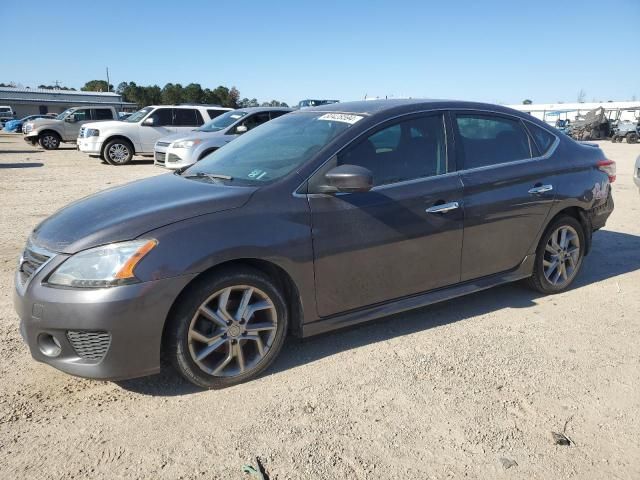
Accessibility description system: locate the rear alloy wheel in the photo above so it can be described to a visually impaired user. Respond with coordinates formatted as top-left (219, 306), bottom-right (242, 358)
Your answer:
top-left (104, 139), bottom-right (133, 165)
top-left (627, 132), bottom-right (638, 144)
top-left (527, 216), bottom-right (585, 294)
top-left (38, 133), bottom-right (60, 150)
top-left (168, 268), bottom-right (289, 388)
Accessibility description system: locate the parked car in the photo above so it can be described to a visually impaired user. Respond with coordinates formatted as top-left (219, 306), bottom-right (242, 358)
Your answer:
top-left (77, 105), bottom-right (231, 165)
top-left (154, 107), bottom-right (292, 169)
top-left (3, 114), bottom-right (55, 133)
top-left (23, 106), bottom-right (119, 149)
top-left (298, 99), bottom-right (339, 109)
top-left (634, 155), bottom-right (640, 193)
top-left (0, 105), bottom-right (16, 126)
top-left (14, 99), bottom-right (615, 388)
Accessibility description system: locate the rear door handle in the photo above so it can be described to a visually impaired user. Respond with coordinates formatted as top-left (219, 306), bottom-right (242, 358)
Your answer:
top-left (425, 201), bottom-right (460, 214)
top-left (528, 184), bottom-right (553, 195)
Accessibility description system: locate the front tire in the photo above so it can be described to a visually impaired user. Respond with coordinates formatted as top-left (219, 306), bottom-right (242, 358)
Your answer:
top-left (527, 216), bottom-right (585, 294)
top-left (627, 132), bottom-right (638, 144)
top-left (103, 139), bottom-right (134, 165)
top-left (38, 132), bottom-right (60, 150)
top-left (167, 267), bottom-right (289, 389)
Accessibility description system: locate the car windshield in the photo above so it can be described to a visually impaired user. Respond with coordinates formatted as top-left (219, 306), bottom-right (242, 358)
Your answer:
top-left (56, 108), bottom-right (75, 120)
top-left (125, 107), bottom-right (153, 123)
top-left (197, 111), bottom-right (248, 132)
top-left (185, 111), bottom-right (362, 185)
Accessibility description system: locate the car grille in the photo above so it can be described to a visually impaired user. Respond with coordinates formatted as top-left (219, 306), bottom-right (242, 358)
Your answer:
top-left (167, 153), bottom-right (182, 163)
top-left (156, 141), bottom-right (171, 147)
top-left (154, 151), bottom-right (166, 164)
top-left (66, 330), bottom-right (111, 361)
top-left (18, 243), bottom-right (53, 286)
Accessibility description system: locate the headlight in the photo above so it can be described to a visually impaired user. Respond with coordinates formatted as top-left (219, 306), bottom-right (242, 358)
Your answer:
top-left (47, 239), bottom-right (157, 288)
top-left (86, 128), bottom-right (100, 137)
top-left (172, 139), bottom-right (201, 149)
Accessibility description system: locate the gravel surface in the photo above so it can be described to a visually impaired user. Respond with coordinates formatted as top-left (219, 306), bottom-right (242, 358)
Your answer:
top-left (1, 134), bottom-right (639, 479)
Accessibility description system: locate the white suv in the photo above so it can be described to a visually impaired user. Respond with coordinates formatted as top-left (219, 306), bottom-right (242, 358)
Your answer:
top-left (77, 105), bottom-right (231, 165)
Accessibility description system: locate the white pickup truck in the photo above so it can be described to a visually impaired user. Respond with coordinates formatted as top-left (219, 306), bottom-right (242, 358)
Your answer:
top-left (77, 105), bottom-right (231, 165)
top-left (23, 106), bottom-right (118, 149)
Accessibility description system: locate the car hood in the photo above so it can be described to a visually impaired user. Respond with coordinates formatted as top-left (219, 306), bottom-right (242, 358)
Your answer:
top-left (28, 118), bottom-right (61, 128)
top-left (31, 173), bottom-right (257, 254)
top-left (157, 129), bottom-right (226, 144)
top-left (83, 120), bottom-right (125, 130)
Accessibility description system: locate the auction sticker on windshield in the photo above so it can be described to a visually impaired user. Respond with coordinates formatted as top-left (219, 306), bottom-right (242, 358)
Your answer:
top-left (318, 113), bottom-right (364, 124)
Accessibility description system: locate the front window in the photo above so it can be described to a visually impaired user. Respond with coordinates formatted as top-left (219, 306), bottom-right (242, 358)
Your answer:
top-left (197, 111), bottom-right (248, 132)
top-left (125, 107), bottom-right (153, 123)
top-left (56, 108), bottom-right (75, 120)
top-left (186, 112), bottom-right (360, 185)
top-left (338, 113), bottom-right (447, 186)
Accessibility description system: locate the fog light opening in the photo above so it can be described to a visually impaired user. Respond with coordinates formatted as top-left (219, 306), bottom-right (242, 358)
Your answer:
top-left (38, 333), bottom-right (62, 357)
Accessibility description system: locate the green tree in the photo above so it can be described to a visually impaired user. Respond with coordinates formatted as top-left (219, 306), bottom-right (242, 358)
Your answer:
top-left (261, 100), bottom-right (289, 107)
top-left (81, 80), bottom-right (113, 92)
top-left (212, 86), bottom-right (230, 107)
top-left (161, 83), bottom-right (184, 105)
top-left (522, 99), bottom-right (532, 105)
top-left (183, 83), bottom-right (204, 104)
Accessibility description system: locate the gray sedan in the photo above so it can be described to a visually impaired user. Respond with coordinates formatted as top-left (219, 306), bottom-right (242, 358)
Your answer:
top-left (154, 107), bottom-right (292, 169)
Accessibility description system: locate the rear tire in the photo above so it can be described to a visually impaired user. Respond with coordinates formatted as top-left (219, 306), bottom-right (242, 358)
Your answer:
top-left (166, 267), bottom-right (289, 389)
top-left (627, 132), bottom-right (638, 144)
top-left (38, 132), bottom-right (60, 150)
top-left (104, 138), bottom-right (134, 165)
top-left (527, 215), bottom-right (586, 294)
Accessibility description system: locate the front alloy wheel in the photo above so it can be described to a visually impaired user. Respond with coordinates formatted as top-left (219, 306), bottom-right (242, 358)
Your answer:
top-left (188, 286), bottom-right (277, 377)
top-left (103, 139), bottom-right (133, 165)
top-left (168, 267), bottom-right (289, 388)
top-left (39, 133), bottom-right (60, 149)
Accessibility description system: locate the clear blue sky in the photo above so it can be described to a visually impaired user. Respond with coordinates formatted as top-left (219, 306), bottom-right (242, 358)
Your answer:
top-left (1, 0), bottom-right (638, 106)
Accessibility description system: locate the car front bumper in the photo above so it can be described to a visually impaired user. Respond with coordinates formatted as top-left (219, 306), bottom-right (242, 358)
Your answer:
top-left (154, 145), bottom-right (197, 170)
top-left (77, 136), bottom-right (103, 155)
top-left (14, 258), bottom-right (196, 381)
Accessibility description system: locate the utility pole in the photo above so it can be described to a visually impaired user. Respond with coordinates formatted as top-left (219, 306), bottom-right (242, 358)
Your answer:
top-left (106, 67), bottom-right (111, 92)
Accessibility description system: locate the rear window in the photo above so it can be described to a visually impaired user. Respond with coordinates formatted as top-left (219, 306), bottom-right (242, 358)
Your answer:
top-left (456, 113), bottom-right (532, 169)
top-left (207, 109), bottom-right (226, 119)
top-left (173, 108), bottom-right (200, 126)
top-left (526, 122), bottom-right (556, 155)
top-left (94, 109), bottom-right (113, 120)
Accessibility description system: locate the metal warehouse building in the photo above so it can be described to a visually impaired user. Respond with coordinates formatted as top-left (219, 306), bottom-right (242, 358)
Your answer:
top-left (0, 87), bottom-right (137, 118)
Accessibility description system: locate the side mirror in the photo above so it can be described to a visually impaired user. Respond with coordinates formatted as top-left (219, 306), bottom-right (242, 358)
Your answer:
top-left (142, 117), bottom-right (156, 126)
top-left (65, 115), bottom-right (76, 123)
top-left (324, 164), bottom-right (373, 193)
top-left (235, 125), bottom-right (248, 134)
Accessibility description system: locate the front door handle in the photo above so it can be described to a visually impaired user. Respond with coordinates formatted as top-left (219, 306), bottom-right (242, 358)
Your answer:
top-left (528, 184), bottom-right (553, 195)
top-left (425, 201), bottom-right (460, 214)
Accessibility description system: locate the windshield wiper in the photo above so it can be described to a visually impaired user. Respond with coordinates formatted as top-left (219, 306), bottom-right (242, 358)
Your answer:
top-left (183, 172), bottom-right (233, 182)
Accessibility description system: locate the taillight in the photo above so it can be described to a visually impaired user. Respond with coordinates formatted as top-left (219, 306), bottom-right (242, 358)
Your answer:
top-left (597, 159), bottom-right (616, 183)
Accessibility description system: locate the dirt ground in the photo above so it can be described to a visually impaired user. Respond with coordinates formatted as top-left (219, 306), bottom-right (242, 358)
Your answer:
top-left (0, 133), bottom-right (638, 480)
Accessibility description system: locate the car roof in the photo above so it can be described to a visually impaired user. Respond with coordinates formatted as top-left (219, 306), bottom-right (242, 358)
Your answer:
top-left (304, 98), bottom-right (528, 118)
top-left (232, 107), bottom-right (294, 113)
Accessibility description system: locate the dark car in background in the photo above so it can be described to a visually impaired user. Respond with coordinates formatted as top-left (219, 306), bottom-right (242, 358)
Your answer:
top-left (14, 99), bottom-right (615, 388)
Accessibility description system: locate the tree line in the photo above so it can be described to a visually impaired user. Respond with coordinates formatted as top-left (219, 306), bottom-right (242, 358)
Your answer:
top-left (81, 80), bottom-right (288, 109)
